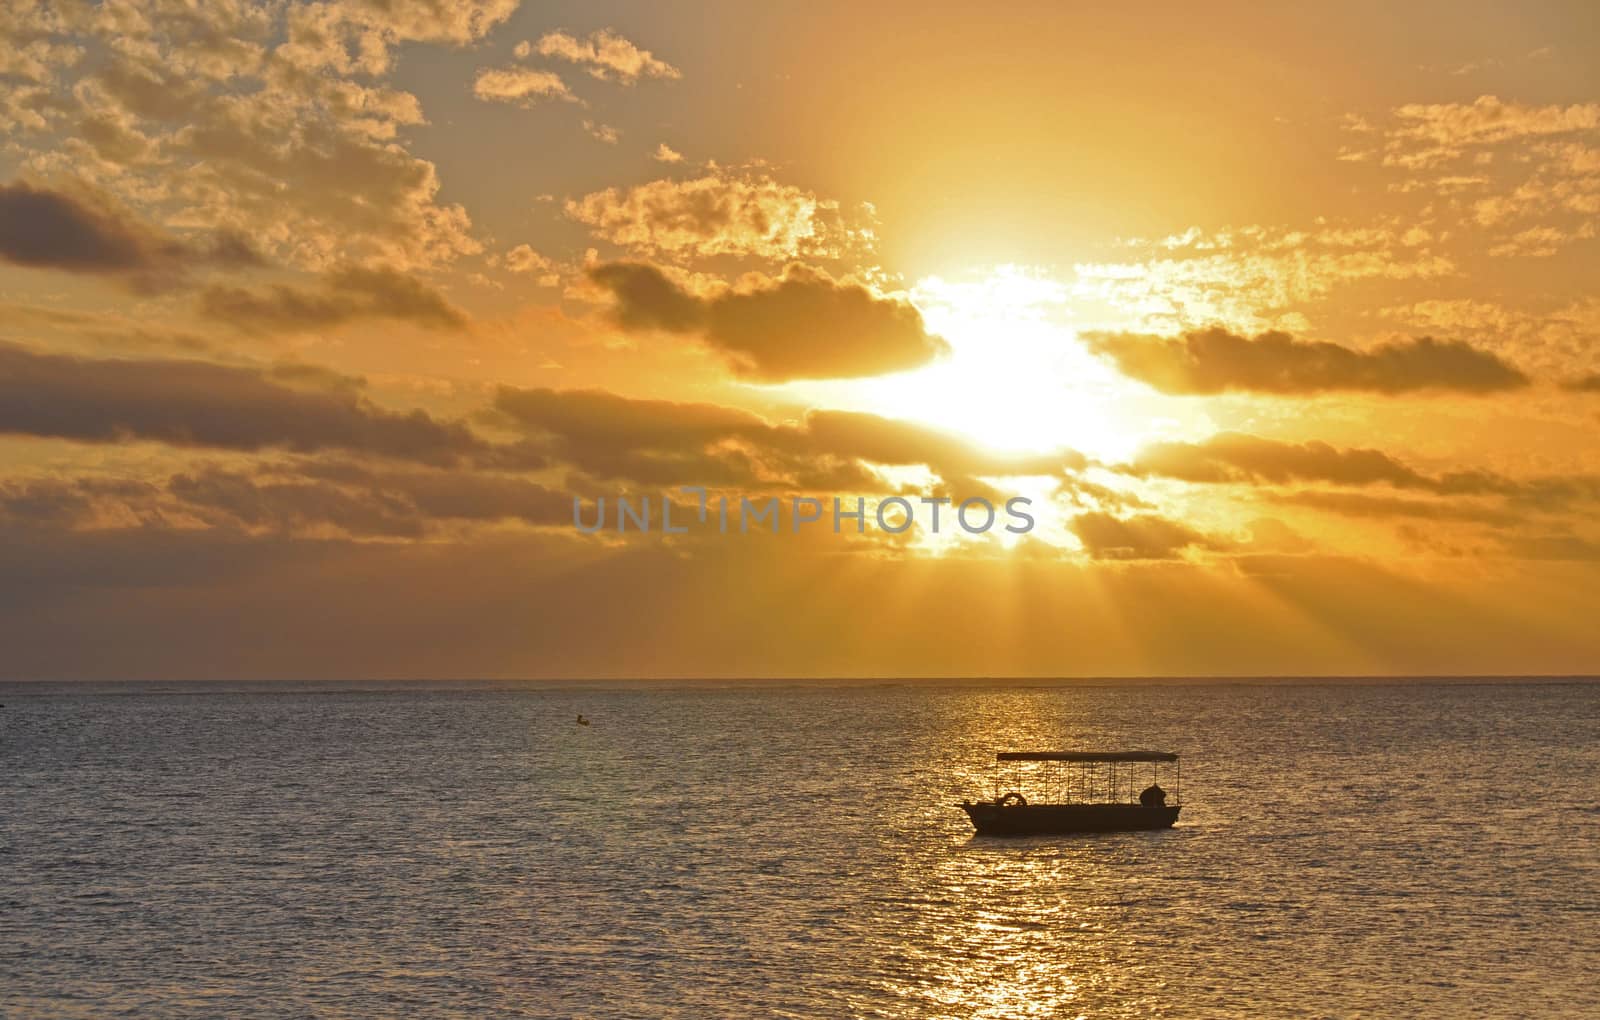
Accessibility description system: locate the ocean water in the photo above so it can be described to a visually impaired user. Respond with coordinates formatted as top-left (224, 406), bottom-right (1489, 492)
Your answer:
top-left (2, 679), bottom-right (1597, 1019)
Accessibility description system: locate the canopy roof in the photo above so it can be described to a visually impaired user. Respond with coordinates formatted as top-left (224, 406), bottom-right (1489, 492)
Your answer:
top-left (996, 750), bottom-right (1178, 763)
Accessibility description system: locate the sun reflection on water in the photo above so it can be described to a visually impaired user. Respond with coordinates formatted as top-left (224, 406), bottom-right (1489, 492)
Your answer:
top-left (860, 688), bottom-right (1184, 1018)
top-left (869, 837), bottom-right (1170, 1019)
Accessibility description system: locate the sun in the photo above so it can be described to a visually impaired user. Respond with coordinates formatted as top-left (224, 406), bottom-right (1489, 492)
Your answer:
top-left (773, 266), bottom-right (1196, 463)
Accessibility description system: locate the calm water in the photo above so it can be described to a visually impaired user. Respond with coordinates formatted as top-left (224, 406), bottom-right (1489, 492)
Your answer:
top-left (2, 680), bottom-right (1597, 1018)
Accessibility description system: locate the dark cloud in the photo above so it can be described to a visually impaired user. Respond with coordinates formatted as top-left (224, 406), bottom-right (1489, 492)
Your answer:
top-left (0, 476), bottom-right (162, 529)
top-left (1562, 373), bottom-right (1600, 392)
top-left (203, 231), bottom-right (265, 268)
top-left (0, 180), bottom-right (153, 271)
top-left (1069, 511), bottom-right (1213, 560)
top-left (589, 261), bottom-right (704, 332)
top-left (169, 468), bottom-right (426, 538)
top-left (1503, 474), bottom-right (1600, 512)
top-left (708, 266), bottom-right (947, 380)
top-left (199, 266), bottom-right (467, 332)
top-left (1123, 432), bottom-right (1600, 512)
top-left (1084, 327), bottom-right (1529, 395)
top-left (1124, 432), bottom-right (1442, 490)
top-left (265, 361), bottom-right (369, 396)
top-left (492, 386), bottom-right (788, 487)
top-left (291, 462), bottom-right (572, 528)
top-left (1499, 532), bottom-right (1600, 561)
top-left (588, 261), bottom-right (949, 381)
top-left (0, 343), bottom-right (494, 465)
top-left (167, 465), bottom-right (569, 537)
top-left (2, 461), bottom-right (574, 540)
top-left (494, 386), bottom-right (767, 450)
top-left (1270, 490), bottom-right (1519, 526)
top-left (493, 386), bottom-right (1081, 492)
top-left (0, 180), bottom-right (262, 284)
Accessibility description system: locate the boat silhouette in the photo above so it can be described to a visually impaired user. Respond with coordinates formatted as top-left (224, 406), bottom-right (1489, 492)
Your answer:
top-left (960, 749), bottom-right (1181, 835)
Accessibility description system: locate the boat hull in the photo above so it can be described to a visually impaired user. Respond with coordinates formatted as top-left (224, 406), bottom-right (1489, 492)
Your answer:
top-left (961, 802), bottom-right (1180, 836)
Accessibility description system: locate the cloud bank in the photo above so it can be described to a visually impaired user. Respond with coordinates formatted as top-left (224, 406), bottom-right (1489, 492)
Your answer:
top-left (1084, 327), bottom-right (1528, 395)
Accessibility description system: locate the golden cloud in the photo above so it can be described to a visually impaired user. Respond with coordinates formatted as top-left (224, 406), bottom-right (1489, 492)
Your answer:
top-left (534, 29), bottom-right (680, 83)
top-left (11, 3), bottom-right (485, 271)
top-left (566, 173), bottom-right (865, 261)
top-left (472, 66), bottom-right (573, 105)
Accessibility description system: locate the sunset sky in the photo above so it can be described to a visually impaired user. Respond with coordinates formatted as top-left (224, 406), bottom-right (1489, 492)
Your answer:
top-left (3, 1), bottom-right (1599, 679)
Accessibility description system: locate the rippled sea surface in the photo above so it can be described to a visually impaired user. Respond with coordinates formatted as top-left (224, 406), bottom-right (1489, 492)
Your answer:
top-left (3, 679), bottom-right (1597, 1018)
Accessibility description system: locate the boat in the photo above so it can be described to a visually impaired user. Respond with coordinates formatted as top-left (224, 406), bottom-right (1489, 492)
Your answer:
top-left (959, 749), bottom-right (1181, 836)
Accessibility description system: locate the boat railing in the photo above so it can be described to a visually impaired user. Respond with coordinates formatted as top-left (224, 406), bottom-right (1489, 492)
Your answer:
top-left (988, 750), bottom-right (1180, 806)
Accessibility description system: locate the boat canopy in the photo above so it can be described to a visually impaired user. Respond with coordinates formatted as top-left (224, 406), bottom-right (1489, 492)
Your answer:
top-left (996, 750), bottom-right (1178, 763)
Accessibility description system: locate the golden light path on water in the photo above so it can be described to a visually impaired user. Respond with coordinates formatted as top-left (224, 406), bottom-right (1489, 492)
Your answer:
top-left (855, 691), bottom-right (1172, 1020)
